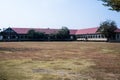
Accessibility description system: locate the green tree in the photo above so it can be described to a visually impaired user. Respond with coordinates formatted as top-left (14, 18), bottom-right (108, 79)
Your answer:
top-left (100, 0), bottom-right (120, 12)
top-left (27, 29), bottom-right (46, 40)
top-left (34, 32), bottom-right (45, 39)
top-left (27, 29), bottom-right (35, 39)
top-left (49, 33), bottom-right (57, 40)
top-left (97, 20), bottom-right (117, 41)
top-left (58, 27), bottom-right (70, 40)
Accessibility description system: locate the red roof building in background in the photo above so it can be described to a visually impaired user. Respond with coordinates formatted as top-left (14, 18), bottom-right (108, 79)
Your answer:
top-left (12, 28), bottom-right (77, 35)
top-left (1, 27), bottom-right (120, 41)
top-left (76, 27), bottom-right (98, 35)
top-left (6, 27), bottom-right (120, 35)
top-left (12, 28), bottom-right (59, 34)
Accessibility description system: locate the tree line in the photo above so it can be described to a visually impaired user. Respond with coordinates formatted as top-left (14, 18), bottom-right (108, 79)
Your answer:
top-left (27, 27), bottom-right (76, 41)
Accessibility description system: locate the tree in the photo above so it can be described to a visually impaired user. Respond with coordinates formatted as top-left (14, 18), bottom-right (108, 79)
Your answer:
top-left (57, 27), bottom-right (70, 40)
top-left (27, 29), bottom-right (46, 40)
top-left (97, 20), bottom-right (117, 41)
top-left (27, 29), bottom-right (35, 39)
top-left (27, 27), bottom-right (70, 41)
top-left (100, 0), bottom-right (120, 12)
top-left (49, 33), bottom-right (57, 40)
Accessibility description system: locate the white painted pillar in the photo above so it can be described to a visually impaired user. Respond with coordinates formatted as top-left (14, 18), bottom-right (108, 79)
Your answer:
top-left (100, 34), bottom-right (102, 38)
top-left (92, 35), bottom-right (94, 38)
top-left (94, 35), bottom-right (96, 38)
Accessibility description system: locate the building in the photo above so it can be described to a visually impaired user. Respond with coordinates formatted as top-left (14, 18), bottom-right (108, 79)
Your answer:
top-left (76, 27), bottom-right (120, 41)
top-left (76, 27), bottom-right (106, 41)
top-left (0, 27), bottom-right (120, 41)
top-left (0, 27), bottom-right (77, 41)
top-left (114, 29), bottom-right (120, 41)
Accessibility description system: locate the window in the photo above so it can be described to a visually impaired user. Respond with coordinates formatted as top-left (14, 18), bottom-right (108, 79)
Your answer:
top-left (90, 35), bottom-right (92, 38)
top-left (98, 34), bottom-right (101, 38)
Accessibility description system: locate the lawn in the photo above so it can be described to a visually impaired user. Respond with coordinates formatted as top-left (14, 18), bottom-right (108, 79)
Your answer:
top-left (0, 42), bottom-right (120, 80)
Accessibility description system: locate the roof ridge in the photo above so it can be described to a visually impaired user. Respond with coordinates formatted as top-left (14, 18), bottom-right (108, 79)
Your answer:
top-left (78, 27), bottom-right (98, 30)
top-left (11, 27), bottom-right (61, 30)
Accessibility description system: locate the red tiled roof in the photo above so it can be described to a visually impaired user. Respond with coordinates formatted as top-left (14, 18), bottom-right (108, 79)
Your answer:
top-left (8, 27), bottom-right (120, 35)
top-left (12, 28), bottom-right (31, 34)
top-left (12, 28), bottom-right (59, 34)
top-left (115, 29), bottom-right (120, 33)
top-left (69, 30), bottom-right (77, 35)
top-left (12, 28), bottom-right (77, 35)
top-left (76, 27), bottom-right (98, 35)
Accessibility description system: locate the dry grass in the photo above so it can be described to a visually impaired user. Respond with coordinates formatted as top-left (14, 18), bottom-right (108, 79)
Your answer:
top-left (0, 42), bottom-right (120, 80)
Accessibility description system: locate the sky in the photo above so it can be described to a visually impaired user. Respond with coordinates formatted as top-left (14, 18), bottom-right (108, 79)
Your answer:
top-left (0, 0), bottom-right (120, 29)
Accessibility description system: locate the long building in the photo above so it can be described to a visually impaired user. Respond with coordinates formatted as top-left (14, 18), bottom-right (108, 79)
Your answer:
top-left (0, 27), bottom-right (77, 41)
top-left (0, 27), bottom-right (120, 41)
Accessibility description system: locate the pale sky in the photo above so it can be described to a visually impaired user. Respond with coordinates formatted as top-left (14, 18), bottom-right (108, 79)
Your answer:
top-left (0, 0), bottom-right (120, 29)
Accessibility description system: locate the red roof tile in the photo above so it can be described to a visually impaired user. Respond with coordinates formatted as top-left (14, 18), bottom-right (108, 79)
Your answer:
top-left (76, 27), bottom-right (98, 35)
top-left (12, 28), bottom-right (77, 35)
top-left (12, 28), bottom-right (31, 34)
top-left (69, 30), bottom-right (77, 35)
top-left (10, 27), bottom-right (120, 35)
top-left (115, 29), bottom-right (120, 33)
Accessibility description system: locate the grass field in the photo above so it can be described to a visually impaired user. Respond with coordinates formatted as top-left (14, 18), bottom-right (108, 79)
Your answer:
top-left (0, 42), bottom-right (120, 80)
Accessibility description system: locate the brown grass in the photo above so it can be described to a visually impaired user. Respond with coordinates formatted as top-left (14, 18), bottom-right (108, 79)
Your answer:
top-left (0, 42), bottom-right (120, 80)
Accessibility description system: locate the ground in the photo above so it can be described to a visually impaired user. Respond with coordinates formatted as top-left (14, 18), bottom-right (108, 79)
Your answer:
top-left (0, 42), bottom-right (120, 80)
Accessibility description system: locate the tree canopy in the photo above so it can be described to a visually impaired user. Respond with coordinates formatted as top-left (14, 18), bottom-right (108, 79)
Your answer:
top-left (27, 27), bottom-right (72, 41)
top-left (27, 29), bottom-right (46, 40)
top-left (57, 27), bottom-right (70, 40)
top-left (100, 0), bottom-right (120, 12)
top-left (97, 20), bottom-right (117, 41)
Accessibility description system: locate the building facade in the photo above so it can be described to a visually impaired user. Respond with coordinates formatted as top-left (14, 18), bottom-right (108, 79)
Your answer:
top-left (76, 27), bottom-right (106, 41)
